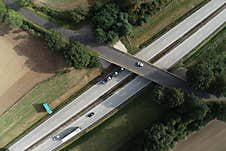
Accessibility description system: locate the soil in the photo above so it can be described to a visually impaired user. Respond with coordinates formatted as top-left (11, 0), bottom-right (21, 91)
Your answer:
top-left (173, 120), bottom-right (226, 151)
top-left (0, 24), bottom-right (65, 115)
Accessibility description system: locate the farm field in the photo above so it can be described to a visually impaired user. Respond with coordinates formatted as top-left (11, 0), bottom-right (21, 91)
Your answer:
top-left (173, 120), bottom-right (226, 151)
top-left (0, 23), bottom-right (65, 115)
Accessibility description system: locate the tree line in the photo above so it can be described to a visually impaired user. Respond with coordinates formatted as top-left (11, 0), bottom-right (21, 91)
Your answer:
top-left (0, 8), bottom-right (99, 69)
top-left (122, 84), bottom-right (226, 151)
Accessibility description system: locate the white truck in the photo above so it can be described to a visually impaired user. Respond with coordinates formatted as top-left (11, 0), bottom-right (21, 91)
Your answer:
top-left (52, 127), bottom-right (82, 143)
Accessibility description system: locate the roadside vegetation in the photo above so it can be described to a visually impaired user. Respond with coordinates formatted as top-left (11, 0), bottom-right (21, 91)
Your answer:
top-left (180, 27), bottom-right (226, 96)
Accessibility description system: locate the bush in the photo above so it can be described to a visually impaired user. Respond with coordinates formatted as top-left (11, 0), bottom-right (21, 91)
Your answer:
top-left (4, 9), bottom-right (24, 28)
top-left (64, 42), bottom-right (99, 69)
top-left (0, 8), bottom-right (6, 22)
top-left (45, 30), bottom-right (69, 53)
top-left (92, 2), bottom-right (132, 44)
top-left (163, 88), bottom-right (185, 108)
top-left (150, 85), bottom-right (185, 108)
top-left (115, 0), bottom-right (173, 26)
top-left (187, 62), bottom-right (214, 90)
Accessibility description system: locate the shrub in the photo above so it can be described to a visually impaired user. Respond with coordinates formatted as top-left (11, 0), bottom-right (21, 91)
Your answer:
top-left (64, 42), bottom-right (99, 69)
top-left (4, 9), bottom-right (24, 28)
top-left (187, 62), bottom-right (214, 90)
top-left (92, 2), bottom-right (132, 44)
top-left (45, 30), bottom-right (69, 53)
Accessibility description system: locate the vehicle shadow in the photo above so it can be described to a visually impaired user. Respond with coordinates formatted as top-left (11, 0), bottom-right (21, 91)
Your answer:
top-left (33, 103), bottom-right (46, 113)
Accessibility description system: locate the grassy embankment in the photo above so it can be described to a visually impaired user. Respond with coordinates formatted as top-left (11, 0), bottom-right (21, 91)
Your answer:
top-left (0, 68), bottom-right (101, 148)
top-left (122, 0), bottom-right (209, 54)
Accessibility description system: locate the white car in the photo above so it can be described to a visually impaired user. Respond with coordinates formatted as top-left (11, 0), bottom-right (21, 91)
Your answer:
top-left (136, 61), bottom-right (144, 67)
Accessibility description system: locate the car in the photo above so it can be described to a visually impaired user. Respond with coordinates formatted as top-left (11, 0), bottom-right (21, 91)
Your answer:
top-left (102, 79), bottom-right (107, 84)
top-left (113, 71), bottom-right (119, 77)
top-left (120, 67), bottom-right (125, 71)
top-left (52, 135), bottom-right (60, 141)
top-left (86, 112), bottom-right (95, 117)
top-left (107, 76), bottom-right (112, 81)
top-left (136, 61), bottom-right (144, 67)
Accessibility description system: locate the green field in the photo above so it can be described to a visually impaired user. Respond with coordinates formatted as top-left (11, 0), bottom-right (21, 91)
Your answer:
top-left (122, 0), bottom-right (209, 54)
top-left (60, 85), bottom-right (168, 151)
top-left (0, 68), bottom-right (100, 147)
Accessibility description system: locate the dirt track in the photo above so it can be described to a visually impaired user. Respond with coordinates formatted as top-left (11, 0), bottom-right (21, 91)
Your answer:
top-left (173, 120), bottom-right (226, 151)
top-left (0, 24), bottom-right (65, 115)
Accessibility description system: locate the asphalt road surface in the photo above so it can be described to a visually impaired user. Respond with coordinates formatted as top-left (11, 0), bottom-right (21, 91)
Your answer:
top-left (6, 0), bottom-right (225, 150)
top-left (32, 8), bottom-right (226, 150)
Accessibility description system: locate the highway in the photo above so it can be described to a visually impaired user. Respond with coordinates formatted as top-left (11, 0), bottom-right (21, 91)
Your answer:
top-left (31, 3), bottom-right (226, 151)
top-left (32, 8), bottom-right (226, 150)
top-left (6, 0), bottom-right (226, 150)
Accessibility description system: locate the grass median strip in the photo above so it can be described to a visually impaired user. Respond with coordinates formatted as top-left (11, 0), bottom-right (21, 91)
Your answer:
top-left (122, 0), bottom-right (209, 54)
top-left (0, 68), bottom-right (101, 148)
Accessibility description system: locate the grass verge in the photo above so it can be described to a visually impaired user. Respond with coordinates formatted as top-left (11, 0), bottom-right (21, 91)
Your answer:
top-left (0, 68), bottom-right (101, 148)
top-left (122, 0), bottom-right (209, 54)
top-left (59, 84), bottom-right (168, 151)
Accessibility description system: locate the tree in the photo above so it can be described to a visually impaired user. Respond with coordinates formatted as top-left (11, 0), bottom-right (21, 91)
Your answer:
top-left (162, 88), bottom-right (185, 108)
top-left (187, 62), bottom-right (214, 90)
top-left (88, 52), bottom-right (100, 68)
top-left (45, 30), bottom-right (68, 53)
top-left (64, 42), bottom-right (99, 69)
top-left (92, 2), bottom-right (133, 44)
top-left (64, 42), bottom-right (91, 69)
top-left (0, 8), bottom-right (6, 22)
top-left (151, 85), bottom-right (164, 103)
top-left (208, 75), bottom-right (226, 96)
top-left (5, 9), bottom-right (23, 28)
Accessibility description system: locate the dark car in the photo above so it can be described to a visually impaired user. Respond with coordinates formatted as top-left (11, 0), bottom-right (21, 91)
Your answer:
top-left (86, 112), bottom-right (95, 118)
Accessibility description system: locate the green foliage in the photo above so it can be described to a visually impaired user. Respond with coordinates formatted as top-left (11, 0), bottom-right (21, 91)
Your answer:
top-left (116, 0), bottom-right (173, 26)
top-left (33, 5), bottom-right (89, 25)
top-left (207, 102), bottom-right (226, 122)
top-left (150, 85), bottom-right (184, 108)
top-left (15, 0), bottom-right (31, 7)
top-left (64, 42), bottom-right (99, 69)
top-left (187, 62), bottom-right (214, 90)
top-left (163, 88), bottom-right (185, 108)
top-left (0, 8), bottom-right (6, 22)
top-left (187, 56), bottom-right (225, 96)
top-left (208, 76), bottom-right (226, 97)
top-left (4, 9), bottom-right (24, 28)
top-left (92, 2), bottom-right (132, 44)
top-left (45, 30), bottom-right (69, 53)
